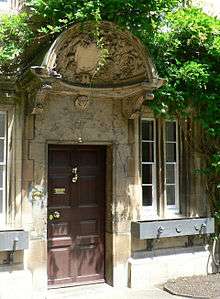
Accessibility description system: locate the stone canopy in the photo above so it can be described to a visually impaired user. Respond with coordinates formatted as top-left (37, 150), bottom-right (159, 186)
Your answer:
top-left (42, 21), bottom-right (160, 88)
top-left (23, 21), bottom-right (164, 117)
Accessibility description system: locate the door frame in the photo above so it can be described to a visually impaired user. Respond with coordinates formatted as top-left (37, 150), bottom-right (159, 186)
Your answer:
top-left (46, 141), bottom-right (113, 288)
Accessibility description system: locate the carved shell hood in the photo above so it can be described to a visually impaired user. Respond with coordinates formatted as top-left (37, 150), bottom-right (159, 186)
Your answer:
top-left (42, 22), bottom-right (158, 88)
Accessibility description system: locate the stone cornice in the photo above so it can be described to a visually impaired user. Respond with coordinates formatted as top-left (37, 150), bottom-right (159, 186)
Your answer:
top-left (18, 65), bottom-right (165, 116)
top-left (28, 66), bottom-right (164, 98)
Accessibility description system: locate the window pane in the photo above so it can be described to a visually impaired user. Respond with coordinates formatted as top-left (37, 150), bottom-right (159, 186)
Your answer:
top-left (166, 122), bottom-right (176, 142)
top-left (0, 166), bottom-right (3, 188)
top-left (143, 186), bottom-right (152, 206)
top-left (142, 142), bottom-right (154, 162)
top-left (0, 140), bottom-right (4, 162)
top-left (166, 164), bottom-right (175, 184)
top-left (142, 164), bottom-right (152, 184)
top-left (166, 185), bottom-right (175, 205)
top-left (0, 190), bottom-right (2, 214)
top-left (166, 143), bottom-right (176, 162)
top-left (142, 120), bottom-right (154, 140)
top-left (0, 114), bottom-right (5, 138)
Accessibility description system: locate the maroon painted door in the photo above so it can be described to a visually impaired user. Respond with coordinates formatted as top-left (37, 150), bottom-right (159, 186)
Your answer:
top-left (47, 145), bottom-right (105, 286)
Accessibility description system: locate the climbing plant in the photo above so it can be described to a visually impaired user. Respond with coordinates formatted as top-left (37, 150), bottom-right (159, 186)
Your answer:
top-left (151, 7), bottom-right (220, 220)
top-left (0, 0), bottom-right (182, 73)
top-left (0, 12), bottom-right (33, 72)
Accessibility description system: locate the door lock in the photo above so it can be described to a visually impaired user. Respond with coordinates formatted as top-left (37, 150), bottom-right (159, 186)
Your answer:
top-left (72, 167), bottom-right (78, 183)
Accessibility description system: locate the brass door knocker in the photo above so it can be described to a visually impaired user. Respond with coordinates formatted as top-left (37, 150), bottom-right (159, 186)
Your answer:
top-left (72, 167), bottom-right (78, 183)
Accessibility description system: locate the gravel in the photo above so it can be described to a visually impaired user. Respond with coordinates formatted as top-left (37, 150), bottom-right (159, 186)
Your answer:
top-left (164, 274), bottom-right (220, 298)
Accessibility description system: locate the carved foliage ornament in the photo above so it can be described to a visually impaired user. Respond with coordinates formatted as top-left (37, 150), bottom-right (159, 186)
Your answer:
top-left (28, 82), bottom-right (51, 114)
top-left (74, 95), bottom-right (90, 111)
top-left (45, 22), bottom-right (154, 87)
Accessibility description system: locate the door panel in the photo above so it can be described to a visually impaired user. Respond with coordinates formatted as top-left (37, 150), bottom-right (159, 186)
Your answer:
top-left (48, 145), bottom-right (105, 286)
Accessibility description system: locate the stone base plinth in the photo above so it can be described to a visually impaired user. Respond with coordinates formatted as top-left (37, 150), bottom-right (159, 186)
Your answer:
top-left (0, 269), bottom-right (32, 299)
top-left (129, 246), bottom-right (211, 289)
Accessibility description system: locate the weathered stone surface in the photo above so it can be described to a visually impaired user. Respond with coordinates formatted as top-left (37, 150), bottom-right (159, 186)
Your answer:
top-left (129, 246), bottom-right (211, 289)
top-left (44, 22), bottom-right (158, 87)
top-left (0, 269), bottom-right (32, 299)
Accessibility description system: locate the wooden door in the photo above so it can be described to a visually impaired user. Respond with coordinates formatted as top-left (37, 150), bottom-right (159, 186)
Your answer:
top-left (47, 145), bottom-right (105, 286)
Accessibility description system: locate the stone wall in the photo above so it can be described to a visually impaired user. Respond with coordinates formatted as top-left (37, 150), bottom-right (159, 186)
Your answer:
top-left (21, 93), bottom-right (212, 297)
top-left (0, 80), bottom-right (32, 299)
top-left (21, 93), bottom-right (139, 296)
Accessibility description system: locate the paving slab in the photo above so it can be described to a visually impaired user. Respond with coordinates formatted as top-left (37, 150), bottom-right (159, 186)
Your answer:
top-left (47, 283), bottom-right (188, 299)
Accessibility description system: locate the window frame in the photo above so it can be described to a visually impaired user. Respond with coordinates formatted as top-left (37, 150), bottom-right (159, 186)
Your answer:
top-left (141, 118), bottom-right (157, 216)
top-left (164, 120), bottom-right (179, 215)
top-left (141, 117), bottom-right (180, 218)
top-left (0, 111), bottom-right (7, 227)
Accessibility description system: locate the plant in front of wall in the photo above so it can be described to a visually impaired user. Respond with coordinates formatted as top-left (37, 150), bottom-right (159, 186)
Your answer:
top-left (0, 12), bottom-right (33, 74)
top-left (150, 7), bottom-right (220, 230)
top-left (0, 0), bottom-right (182, 74)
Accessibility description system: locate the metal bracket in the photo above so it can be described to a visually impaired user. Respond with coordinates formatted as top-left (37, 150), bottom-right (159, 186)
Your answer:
top-left (147, 239), bottom-right (154, 251)
top-left (187, 236), bottom-right (194, 247)
top-left (0, 230), bottom-right (29, 251)
top-left (3, 238), bottom-right (19, 265)
top-left (131, 217), bottom-right (215, 240)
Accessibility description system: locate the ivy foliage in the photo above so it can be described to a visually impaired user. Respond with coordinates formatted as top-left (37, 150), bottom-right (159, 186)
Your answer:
top-left (26, 0), bottom-right (181, 39)
top-left (151, 7), bottom-right (220, 214)
top-left (0, 0), bottom-right (182, 72)
top-left (153, 8), bottom-right (220, 123)
top-left (0, 12), bottom-right (33, 71)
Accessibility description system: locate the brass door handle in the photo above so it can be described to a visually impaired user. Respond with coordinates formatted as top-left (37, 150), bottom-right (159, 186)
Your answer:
top-left (72, 167), bottom-right (78, 183)
top-left (48, 211), bottom-right (61, 221)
